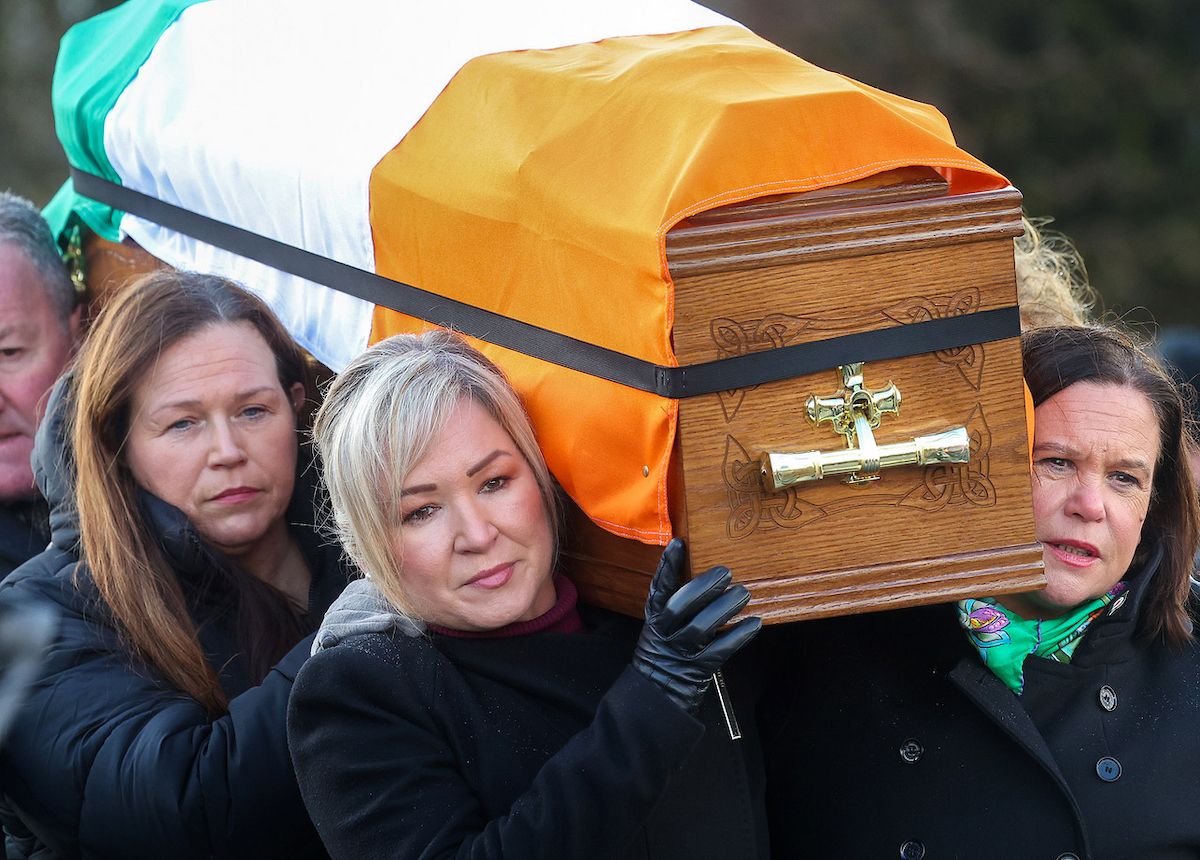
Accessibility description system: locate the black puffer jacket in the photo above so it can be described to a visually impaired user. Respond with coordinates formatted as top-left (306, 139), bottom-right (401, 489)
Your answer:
top-left (0, 376), bottom-right (351, 860)
top-left (0, 499), bottom-right (49, 581)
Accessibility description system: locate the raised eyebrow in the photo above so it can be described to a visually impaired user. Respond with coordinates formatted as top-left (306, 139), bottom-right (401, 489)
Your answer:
top-left (466, 449), bottom-right (511, 477)
top-left (400, 451), bottom-right (511, 497)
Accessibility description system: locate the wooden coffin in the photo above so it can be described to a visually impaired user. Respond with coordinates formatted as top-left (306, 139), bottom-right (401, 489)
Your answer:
top-left (560, 167), bottom-right (1045, 623)
top-left (73, 167), bottom-right (1043, 625)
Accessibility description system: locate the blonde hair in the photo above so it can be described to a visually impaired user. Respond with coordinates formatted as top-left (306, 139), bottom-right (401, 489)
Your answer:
top-left (313, 330), bottom-right (560, 621)
top-left (1015, 215), bottom-right (1097, 330)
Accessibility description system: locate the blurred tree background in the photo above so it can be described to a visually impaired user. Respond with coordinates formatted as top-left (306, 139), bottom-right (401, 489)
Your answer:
top-left (2, 0), bottom-right (120, 205)
top-left (2, 0), bottom-right (1197, 326)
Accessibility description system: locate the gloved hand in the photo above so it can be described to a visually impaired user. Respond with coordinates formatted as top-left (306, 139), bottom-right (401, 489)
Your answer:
top-left (632, 539), bottom-right (762, 714)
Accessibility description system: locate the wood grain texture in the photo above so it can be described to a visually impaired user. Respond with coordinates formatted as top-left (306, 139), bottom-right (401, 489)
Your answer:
top-left (81, 234), bottom-right (164, 305)
top-left (566, 173), bottom-right (1044, 622)
top-left (666, 169), bottom-right (1023, 279)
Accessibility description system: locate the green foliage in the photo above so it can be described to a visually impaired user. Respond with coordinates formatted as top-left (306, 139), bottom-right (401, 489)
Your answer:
top-left (1, 0), bottom-right (122, 204)
top-left (711, 0), bottom-right (1200, 326)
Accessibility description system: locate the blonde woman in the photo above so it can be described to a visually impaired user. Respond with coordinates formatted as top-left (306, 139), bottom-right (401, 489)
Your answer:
top-left (288, 330), bottom-right (765, 860)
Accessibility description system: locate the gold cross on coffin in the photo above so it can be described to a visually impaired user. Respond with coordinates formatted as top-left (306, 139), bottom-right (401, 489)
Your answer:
top-left (805, 363), bottom-right (901, 485)
top-left (806, 363), bottom-right (901, 455)
top-left (759, 361), bottom-right (971, 491)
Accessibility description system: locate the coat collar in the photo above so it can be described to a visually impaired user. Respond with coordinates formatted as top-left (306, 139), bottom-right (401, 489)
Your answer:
top-left (138, 442), bottom-right (335, 612)
top-left (1068, 540), bottom-right (1165, 666)
top-left (941, 540), bottom-right (1167, 859)
top-left (948, 655), bottom-right (1063, 776)
top-left (947, 639), bottom-right (1093, 855)
top-left (31, 374), bottom-right (80, 552)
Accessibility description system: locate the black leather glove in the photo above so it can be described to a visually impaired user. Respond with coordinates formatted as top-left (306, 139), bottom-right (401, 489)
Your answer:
top-left (632, 538), bottom-right (762, 714)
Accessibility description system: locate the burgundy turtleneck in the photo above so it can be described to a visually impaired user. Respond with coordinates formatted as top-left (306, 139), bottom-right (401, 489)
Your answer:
top-left (429, 572), bottom-right (584, 638)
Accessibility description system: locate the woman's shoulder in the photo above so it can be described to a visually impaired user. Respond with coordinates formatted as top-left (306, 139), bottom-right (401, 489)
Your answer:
top-left (0, 546), bottom-right (99, 621)
top-left (290, 631), bottom-right (458, 740)
top-left (297, 629), bottom-right (442, 697)
top-left (0, 551), bottom-right (194, 709)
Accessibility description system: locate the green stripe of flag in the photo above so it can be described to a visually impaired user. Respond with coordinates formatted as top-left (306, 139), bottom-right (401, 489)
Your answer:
top-left (45, 0), bottom-right (208, 243)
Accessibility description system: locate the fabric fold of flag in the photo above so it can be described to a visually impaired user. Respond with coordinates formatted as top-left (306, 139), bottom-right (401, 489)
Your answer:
top-left (48, 0), bottom-right (1008, 544)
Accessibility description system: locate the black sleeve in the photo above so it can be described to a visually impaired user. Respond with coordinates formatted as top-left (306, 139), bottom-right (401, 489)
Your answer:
top-left (0, 798), bottom-right (36, 860)
top-left (0, 597), bottom-right (321, 860)
top-left (289, 641), bottom-right (706, 860)
top-left (82, 641), bottom-right (318, 859)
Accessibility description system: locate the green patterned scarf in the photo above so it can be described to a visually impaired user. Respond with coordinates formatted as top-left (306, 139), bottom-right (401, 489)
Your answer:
top-left (957, 583), bottom-right (1127, 694)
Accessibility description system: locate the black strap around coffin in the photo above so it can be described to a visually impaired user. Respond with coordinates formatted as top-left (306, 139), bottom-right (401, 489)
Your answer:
top-left (71, 167), bottom-right (1020, 398)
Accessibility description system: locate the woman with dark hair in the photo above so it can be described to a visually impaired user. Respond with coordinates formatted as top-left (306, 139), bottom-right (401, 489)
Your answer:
top-left (764, 324), bottom-right (1200, 859)
top-left (0, 271), bottom-right (351, 859)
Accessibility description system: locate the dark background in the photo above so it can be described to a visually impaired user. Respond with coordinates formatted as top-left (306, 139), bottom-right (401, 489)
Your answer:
top-left (3, 0), bottom-right (1197, 327)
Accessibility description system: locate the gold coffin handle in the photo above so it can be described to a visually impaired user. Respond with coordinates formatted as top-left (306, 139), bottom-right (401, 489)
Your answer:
top-left (759, 426), bottom-right (971, 492)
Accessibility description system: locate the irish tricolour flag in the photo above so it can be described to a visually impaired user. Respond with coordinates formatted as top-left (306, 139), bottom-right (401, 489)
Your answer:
top-left (49, 0), bottom-right (1007, 543)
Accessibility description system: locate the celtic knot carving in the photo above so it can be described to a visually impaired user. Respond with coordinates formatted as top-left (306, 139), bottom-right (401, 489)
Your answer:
top-left (710, 314), bottom-right (819, 421)
top-left (899, 404), bottom-right (996, 511)
top-left (721, 435), bottom-right (827, 540)
top-left (708, 288), bottom-right (991, 422)
top-left (883, 288), bottom-right (985, 391)
top-left (711, 314), bottom-right (814, 356)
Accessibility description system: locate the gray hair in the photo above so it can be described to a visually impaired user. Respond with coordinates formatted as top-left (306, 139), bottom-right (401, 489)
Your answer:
top-left (0, 190), bottom-right (75, 324)
top-left (313, 329), bottom-right (561, 621)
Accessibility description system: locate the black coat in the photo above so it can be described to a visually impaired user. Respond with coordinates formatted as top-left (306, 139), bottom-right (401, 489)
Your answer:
top-left (762, 543), bottom-right (1200, 860)
top-left (0, 499), bottom-right (49, 580)
top-left (0, 377), bottom-right (352, 860)
top-left (288, 605), bottom-right (769, 860)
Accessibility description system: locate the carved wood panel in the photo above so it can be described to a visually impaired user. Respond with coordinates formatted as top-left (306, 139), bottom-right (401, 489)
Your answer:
top-left (566, 179), bottom-right (1043, 622)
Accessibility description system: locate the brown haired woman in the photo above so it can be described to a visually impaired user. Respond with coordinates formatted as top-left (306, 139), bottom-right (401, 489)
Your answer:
top-left (0, 271), bottom-right (352, 859)
top-left (763, 324), bottom-right (1200, 858)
